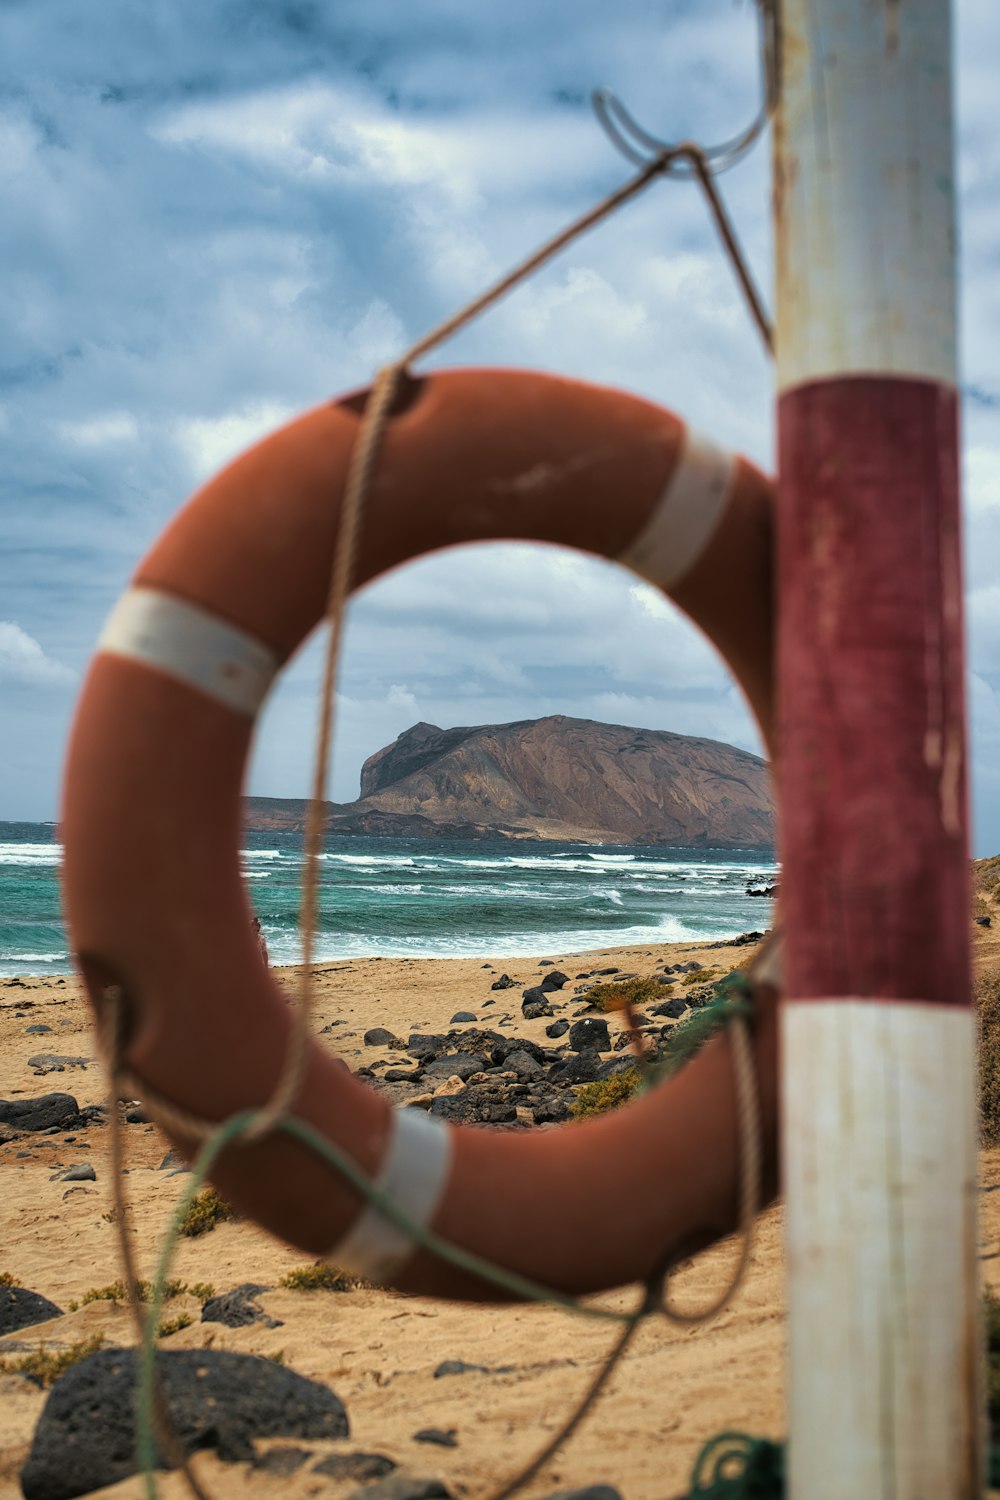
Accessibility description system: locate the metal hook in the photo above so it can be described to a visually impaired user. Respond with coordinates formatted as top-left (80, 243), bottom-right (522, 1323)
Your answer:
top-left (592, 0), bottom-right (777, 179)
top-left (589, 0), bottom-right (776, 355)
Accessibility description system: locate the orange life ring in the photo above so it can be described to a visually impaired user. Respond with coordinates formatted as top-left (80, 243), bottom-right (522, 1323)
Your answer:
top-left (61, 367), bottom-right (778, 1297)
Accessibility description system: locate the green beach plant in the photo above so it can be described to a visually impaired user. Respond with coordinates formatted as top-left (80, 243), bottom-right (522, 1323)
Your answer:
top-left (570, 1067), bottom-right (643, 1118)
top-left (68, 1278), bottom-right (190, 1311)
top-left (0, 1334), bottom-right (106, 1387)
top-left (279, 1262), bottom-right (372, 1292)
top-left (179, 1187), bottom-right (235, 1237)
top-left (978, 970), bottom-right (1000, 1144)
top-left (156, 1313), bottom-right (193, 1338)
top-left (584, 976), bottom-right (664, 1012)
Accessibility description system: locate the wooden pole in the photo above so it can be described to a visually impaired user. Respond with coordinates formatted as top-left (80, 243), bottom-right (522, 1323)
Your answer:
top-left (773, 2), bottom-right (981, 1496)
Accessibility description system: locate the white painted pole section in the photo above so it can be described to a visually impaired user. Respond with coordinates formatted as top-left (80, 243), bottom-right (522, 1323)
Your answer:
top-left (775, 2), bottom-right (980, 1497)
top-left (783, 1002), bottom-right (980, 1500)
top-left (775, 0), bottom-right (956, 391)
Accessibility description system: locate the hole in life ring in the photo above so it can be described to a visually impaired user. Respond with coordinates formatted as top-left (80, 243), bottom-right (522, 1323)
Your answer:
top-left (336, 370), bottom-right (426, 422)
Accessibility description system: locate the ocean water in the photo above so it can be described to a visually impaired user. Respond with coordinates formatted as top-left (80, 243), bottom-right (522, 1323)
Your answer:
top-left (0, 822), bottom-right (778, 977)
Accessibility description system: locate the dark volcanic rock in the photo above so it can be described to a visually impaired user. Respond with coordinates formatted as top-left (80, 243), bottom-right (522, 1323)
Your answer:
top-left (491, 974), bottom-right (515, 990)
top-left (434, 1359), bottom-right (490, 1378)
top-left (21, 1348), bottom-right (349, 1500)
top-left (549, 1050), bottom-right (601, 1084)
top-left (407, 1033), bottom-right (449, 1056)
top-left (596, 1056), bottom-right (640, 1081)
top-left (491, 1035), bottom-right (546, 1066)
top-left (0, 1286), bottom-right (63, 1336)
top-left (159, 1150), bottom-right (190, 1172)
top-left (503, 1048), bottom-right (544, 1081)
top-left (429, 1091), bottom-right (519, 1126)
top-left (421, 1053), bottom-right (486, 1081)
top-left (548, 1050), bottom-right (601, 1084)
top-left (413, 1428), bottom-right (458, 1447)
top-left (201, 1283), bottom-right (282, 1330)
top-left (539, 970), bottom-right (570, 991)
top-left (28, 1055), bottom-right (91, 1075)
top-left (313, 1453), bottom-right (397, 1482)
top-left (683, 983), bottom-right (719, 1010)
top-left (52, 1164), bottom-right (96, 1183)
top-left (347, 1476), bottom-right (451, 1500)
top-left (253, 1448), bottom-right (312, 1476)
top-left (449, 1012), bottom-right (477, 1024)
top-left (0, 1094), bottom-right (79, 1133)
top-left (568, 1018), bottom-right (611, 1054)
top-left (364, 1027), bottom-right (403, 1048)
top-left (652, 998), bottom-right (688, 1020)
top-left (540, 1488), bottom-right (623, 1500)
top-left (545, 1019), bottom-right (570, 1039)
top-left (521, 1000), bottom-right (552, 1021)
top-left (531, 1093), bottom-right (573, 1125)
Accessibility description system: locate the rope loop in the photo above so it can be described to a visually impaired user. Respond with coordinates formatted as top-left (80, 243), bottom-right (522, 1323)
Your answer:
top-left (689, 1432), bottom-right (785, 1499)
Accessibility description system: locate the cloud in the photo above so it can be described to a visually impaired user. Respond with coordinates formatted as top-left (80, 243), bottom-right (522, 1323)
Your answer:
top-left (0, 623), bottom-right (76, 687)
top-left (176, 401), bottom-right (297, 483)
top-left (55, 412), bottom-right (139, 447)
top-left (965, 444), bottom-right (1000, 514)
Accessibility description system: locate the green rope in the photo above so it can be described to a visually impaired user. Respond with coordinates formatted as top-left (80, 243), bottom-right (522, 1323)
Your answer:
top-left (687, 1433), bottom-right (784, 1499)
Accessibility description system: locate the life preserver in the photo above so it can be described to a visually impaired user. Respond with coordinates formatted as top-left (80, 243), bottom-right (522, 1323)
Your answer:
top-left (61, 367), bottom-right (779, 1296)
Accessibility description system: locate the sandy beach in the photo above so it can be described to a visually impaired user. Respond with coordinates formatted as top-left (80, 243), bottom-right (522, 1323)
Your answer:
top-left (2, 922), bottom-right (999, 1500)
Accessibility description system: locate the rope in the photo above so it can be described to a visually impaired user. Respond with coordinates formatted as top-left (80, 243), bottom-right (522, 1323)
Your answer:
top-left (687, 1433), bottom-right (785, 1499)
top-left (91, 111), bottom-right (776, 1500)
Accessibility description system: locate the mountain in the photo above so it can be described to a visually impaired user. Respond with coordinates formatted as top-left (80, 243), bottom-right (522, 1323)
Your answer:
top-left (244, 715), bottom-right (774, 849)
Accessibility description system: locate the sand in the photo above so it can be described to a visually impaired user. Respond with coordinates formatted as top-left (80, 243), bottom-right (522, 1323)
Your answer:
top-left (1, 925), bottom-right (997, 1500)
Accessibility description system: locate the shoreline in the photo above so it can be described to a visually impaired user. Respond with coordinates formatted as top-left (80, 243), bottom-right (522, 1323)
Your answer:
top-left (0, 923), bottom-right (773, 984)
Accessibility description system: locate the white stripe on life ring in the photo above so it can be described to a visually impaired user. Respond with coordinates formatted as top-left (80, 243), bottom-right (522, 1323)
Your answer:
top-left (98, 586), bottom-right (279, 717)
top-left (617, 426), bottom-right (734, 591)
top-left (330, 1106), bottom-right (453, 1283)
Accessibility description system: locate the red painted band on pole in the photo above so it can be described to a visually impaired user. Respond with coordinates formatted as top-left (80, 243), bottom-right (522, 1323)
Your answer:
top-left (777, 376), bottom-right (969, 1007)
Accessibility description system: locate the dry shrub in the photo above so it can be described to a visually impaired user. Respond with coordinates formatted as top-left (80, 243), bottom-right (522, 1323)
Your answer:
top-left (0, 1334), bottom-right (105, 1388)
top-left (279, 1262), bottom-right (373, 1292)
top-left (179, 1188), bottom-right (235, 1237)
top-left (978, 969), bottom-right (1000, 1144)
top-left (571, 1068), bottom-right (643, 1119)
top-left (157, 1313), bottom-right (193, 1337)
top-left (586, 976), bottom-right (663, 1012)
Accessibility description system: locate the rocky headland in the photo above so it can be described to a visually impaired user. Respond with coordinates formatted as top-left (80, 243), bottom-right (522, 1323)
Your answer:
top-left (245, 715), bottom-right (774, 848)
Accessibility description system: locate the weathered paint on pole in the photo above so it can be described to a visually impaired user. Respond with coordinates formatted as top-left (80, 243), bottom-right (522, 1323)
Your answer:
top-left (773, 1), bottom-right (980, 1496)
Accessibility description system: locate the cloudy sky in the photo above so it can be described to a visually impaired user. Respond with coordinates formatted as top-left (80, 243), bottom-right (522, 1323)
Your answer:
top-left (2, 1), bottom-right (999, 853)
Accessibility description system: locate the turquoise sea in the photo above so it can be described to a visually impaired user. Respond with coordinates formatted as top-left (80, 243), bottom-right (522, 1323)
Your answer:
top-left (0, 822), bottom-right (778, 977)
